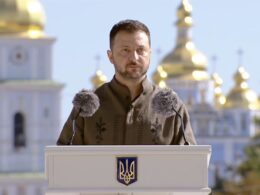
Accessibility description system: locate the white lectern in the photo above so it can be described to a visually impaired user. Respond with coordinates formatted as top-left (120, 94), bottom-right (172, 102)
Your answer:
top-left (45, 145), bottom-right (211, 195)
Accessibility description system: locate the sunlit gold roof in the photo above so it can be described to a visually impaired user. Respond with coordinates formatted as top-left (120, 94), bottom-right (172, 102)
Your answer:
top-left (0, 0), bottom-right (45, 37)
top-left (152, 65), bottom-right (168, 88)
top-left (211, 73), bottom-right (226, 107)
top-left (153, 0), bottom-right (208, 85)
top-left (91, 70), bottom-right (107, 89)
top-left (225, 67), bottom-right (259, 110)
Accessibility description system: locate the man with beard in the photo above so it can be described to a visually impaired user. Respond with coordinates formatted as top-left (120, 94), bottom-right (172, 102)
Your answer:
top-left (57, 19), bottom-right (196, 145)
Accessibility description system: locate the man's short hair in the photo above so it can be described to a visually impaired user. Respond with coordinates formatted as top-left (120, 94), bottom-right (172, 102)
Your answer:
top-left (109, 19), bottom-right (151, 49)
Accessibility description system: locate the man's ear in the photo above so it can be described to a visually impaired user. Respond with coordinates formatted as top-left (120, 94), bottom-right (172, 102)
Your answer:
top-left (107, 50), bottom-right (114, 64)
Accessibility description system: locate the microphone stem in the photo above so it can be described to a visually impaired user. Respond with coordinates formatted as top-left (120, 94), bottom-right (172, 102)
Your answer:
top-left (70, 119), bottom-right (76, 145)
top-left (172, 107), bottom-right (189, 145)
top-left (69, 108), bottom-right (81, 145)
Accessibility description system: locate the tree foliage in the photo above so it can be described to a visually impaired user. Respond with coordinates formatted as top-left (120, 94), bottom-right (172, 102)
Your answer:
top-left (254, 116), bottom-right (260, 126)
top-left (212, 134), bottom-right (260, 195)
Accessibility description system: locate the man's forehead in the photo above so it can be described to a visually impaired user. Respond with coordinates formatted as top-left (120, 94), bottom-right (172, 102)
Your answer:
top-left (114, 31), bottom-right (150, 45)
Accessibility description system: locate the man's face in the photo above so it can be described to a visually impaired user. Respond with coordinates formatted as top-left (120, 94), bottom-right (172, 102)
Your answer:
top-left (107, 30), bottom-right (151, 81)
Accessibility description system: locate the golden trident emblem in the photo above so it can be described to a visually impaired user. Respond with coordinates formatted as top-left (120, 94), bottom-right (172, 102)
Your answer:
top-left (117, 157), bottom-right (137, 185)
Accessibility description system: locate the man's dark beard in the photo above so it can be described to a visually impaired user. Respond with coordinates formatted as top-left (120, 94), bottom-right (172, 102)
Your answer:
top-left (118, 67), bottom-right (147, 80)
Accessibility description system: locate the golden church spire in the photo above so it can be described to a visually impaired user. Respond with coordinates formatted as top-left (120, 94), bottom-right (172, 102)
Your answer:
top-left (0, 0), bottom-right (46, 37)
top-left (152, 0), bottom-right (208, 85)
top-left (91, 70), bottom-right (107, 89)
top-left (225, 50), bottom-right (258, 110)
top-left (211, 73), bottom-right (226, 108)
top-left (91, 55), bottom-right (107, 89)
top-left (210, 56), bottom-right (226, 107)
top-left (225, 66), bottom-right (258, 110)
top-left (176, 0), bottom-right (193, 28)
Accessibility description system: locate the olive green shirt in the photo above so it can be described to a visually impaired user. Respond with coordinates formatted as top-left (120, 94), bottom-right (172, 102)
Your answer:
top-left (57, 77), bottom-right (196, 145)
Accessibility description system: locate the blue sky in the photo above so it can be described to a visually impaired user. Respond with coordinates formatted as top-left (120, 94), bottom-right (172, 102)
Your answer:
top-left (41, 0), bottom-right (260, 124)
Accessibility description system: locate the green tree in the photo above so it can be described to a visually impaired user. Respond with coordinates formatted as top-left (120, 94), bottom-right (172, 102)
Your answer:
top-left (254, 116), bottom-right (260, 126)
top-left (214, 134), bottom-right (260, 195)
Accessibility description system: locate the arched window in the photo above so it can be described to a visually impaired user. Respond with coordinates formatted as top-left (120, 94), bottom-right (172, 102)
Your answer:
top-left (14, 112), bottom-right (26, 148)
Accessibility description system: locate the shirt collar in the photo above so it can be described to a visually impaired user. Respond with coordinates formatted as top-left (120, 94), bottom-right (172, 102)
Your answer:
top-left (109, 75), bottom-right (153, 103)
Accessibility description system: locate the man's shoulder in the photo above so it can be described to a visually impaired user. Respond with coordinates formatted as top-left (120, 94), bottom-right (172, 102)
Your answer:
top-left (94, 82), bottom-right (110, 93)
top-left (94, 82), bottom-right (113, 101)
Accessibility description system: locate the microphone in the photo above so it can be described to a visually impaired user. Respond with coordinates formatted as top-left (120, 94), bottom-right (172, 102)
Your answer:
top-left (69, 89), bottom-right (100, 145)
top-left (151, 88), bottom-right (189, 145)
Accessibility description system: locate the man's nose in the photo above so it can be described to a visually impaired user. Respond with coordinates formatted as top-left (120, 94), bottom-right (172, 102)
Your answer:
top-left (128, 51), bottom-right (139, 61)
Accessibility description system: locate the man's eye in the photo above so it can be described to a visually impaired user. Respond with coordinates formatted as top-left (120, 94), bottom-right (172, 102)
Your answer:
top-left (121, 48), bottom-right (129, 54)
top-left (137, 48), bottom-right (148, 56)
top-left (137, 48), bottom-right (144, 54)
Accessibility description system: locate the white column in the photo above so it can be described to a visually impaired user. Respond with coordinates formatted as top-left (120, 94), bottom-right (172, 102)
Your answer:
top-left (31, 92), bottom-right (40, 171)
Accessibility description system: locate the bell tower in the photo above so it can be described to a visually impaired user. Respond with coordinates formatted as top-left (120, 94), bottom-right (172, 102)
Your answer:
top-left (0, 0), bottom-right (63, 173)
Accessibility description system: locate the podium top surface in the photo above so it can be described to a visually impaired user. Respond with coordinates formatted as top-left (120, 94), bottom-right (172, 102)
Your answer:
top-left (45, 145), bottom-right (211, 154)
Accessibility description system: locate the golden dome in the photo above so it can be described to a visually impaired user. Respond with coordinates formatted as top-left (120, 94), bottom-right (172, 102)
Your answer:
top-left (153, 0), bottom-right (208, 84)
top-left (91, 70), bottom-right (107, 89)
top-left (225, 67), bottom-right (258, 110)
top-left (157, 41), bottom-right (208, 78)
top-left (0, 0), bottom-right (45, 36)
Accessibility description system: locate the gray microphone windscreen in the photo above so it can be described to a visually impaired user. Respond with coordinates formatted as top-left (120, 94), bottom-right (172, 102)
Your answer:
top-left (151, 88), bottom-right (180, 118)
top-left (72, 89), bottom-right (100, 117)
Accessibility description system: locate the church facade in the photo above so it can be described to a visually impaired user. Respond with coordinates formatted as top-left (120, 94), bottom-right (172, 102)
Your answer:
top-left (0, 0), bottom-right (63, 194)
top-left (152, 0), bottom-right (260, 187)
